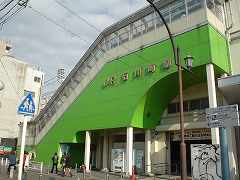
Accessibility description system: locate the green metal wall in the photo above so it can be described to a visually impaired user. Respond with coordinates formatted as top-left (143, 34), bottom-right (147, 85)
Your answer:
top-left (35, 24), bottom-right (230, 163)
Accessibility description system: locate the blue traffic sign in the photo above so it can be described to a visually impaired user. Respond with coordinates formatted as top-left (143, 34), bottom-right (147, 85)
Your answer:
top-left (18, 93), bottom-right (35, 116)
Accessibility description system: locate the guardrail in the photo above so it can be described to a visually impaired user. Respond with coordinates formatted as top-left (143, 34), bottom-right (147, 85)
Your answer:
top-left (27, 161), bottom-right (43, 175)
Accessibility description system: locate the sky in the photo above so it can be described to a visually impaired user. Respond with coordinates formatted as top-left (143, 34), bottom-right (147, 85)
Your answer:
top-left (0, 0), bottom-right (148, 97)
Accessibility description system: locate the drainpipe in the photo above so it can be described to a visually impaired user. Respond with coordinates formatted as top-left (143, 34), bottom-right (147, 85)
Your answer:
top-left (223, 0), bottom-right (233, 75)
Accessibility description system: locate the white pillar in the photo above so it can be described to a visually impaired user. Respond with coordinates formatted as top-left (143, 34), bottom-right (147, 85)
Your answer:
top-left (126, 127), bottom-right (133, 176)
top-left (206, 64), bottom-right (220, 144)
top-left (102, 131), bottom-right (108, 171)
top-left (145, 129), bottom-right (151, 174)
top-left (18, 116), bottom-right (30, 180)
top-left (84, 131), bottom-right (91, 172)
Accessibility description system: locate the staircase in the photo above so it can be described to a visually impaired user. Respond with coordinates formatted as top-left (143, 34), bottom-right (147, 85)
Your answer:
top-left (33, 40), bottom-right (110, 145)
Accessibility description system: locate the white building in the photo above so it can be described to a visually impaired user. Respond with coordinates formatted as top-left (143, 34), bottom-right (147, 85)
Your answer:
top-left (0, 41), bottom-right (44, 148)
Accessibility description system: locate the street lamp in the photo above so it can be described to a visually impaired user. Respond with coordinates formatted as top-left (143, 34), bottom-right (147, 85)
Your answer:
top-left (184, 55), bottom-right (194, 71)
top-left (146, 1), bottom-right (194, 179)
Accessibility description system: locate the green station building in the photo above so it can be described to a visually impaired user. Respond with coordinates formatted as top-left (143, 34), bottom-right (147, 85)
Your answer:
top-left (24, 0), bottom-right (239, 177)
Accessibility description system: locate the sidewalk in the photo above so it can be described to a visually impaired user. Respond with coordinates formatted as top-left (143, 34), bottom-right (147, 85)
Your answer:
top-left (0, 164), bottom-right (175, 180)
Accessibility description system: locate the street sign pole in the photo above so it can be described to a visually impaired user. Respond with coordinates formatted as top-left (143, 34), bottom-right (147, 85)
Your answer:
top-left (219, 127), bottom-right (230, 180)
top-left (17, 93), bottom-right (35, 180)
top-left (18, 115), bottom-right (31, 180)
top-left (206, 104), bottom-right (239, 180)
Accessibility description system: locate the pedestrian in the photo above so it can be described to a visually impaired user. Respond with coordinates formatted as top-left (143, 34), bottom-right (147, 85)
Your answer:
top-left (7, 151), bottom-right (16, 174)
top-left (60, 152), bottom-right (66, 177)
top-left (22, 151), bottom-right (27, 172)
top-left (51, 152), bottom-right (58, 174)
top-left (24, 151), bottom-right (30, 170)
top-left (65, 153), bottom-right (72, 177)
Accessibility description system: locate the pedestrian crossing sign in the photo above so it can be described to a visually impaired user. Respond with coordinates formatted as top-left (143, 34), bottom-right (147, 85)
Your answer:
top-left (18, 93), bottom-right (35, 116)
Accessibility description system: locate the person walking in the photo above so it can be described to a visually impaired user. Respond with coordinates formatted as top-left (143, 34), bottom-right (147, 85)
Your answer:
top-left (60, 153), bottom-right (66, 177)
top-left (7, 151), bottom-right (17, 174)
top-left (64, 153), bottom-right (72, 177)
top-left (51, 152), bottom-right (58, 174)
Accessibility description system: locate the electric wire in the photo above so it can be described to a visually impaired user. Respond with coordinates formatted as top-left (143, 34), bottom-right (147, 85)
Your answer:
top-left (27, 4), bottom-right (132, 69)
top-left (0, 0), bottom-right (14, 12)
top-left (52, 0), bottom-right (160, 67)
top-left (44, 80), bottom-right (58, 86)
top-left (0, 6), bottom-right (24, 27)
top-left (0, 0), bottom-right (12, 7)
top-left (54, 0), bottom-right (101, 33)
top-left (28, 5), bottom-right (90, 44)
top-left (44, 76), bottom-right (57, 83)
top-left (0, 2), bottom-right (18, 22)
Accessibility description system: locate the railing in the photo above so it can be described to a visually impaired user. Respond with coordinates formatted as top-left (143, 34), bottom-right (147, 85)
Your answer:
top-left (33, 0), bottom-right (224, 140)
top-left (27, 161), bottom-right (43, 174)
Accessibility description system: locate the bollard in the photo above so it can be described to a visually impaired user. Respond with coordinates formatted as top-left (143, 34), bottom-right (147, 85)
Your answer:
top-left (120, 169), bottom-right (123, 179)
top-left (75, 163), bottom-right (78, 174)
top-left (5, 158), bottom-right (8, 166)
top-left (40, 162), bottom-right (43, 175)
top-left (9, 166), bottom-right (14, 179)
top-left (47, 161), bottom-right (50, 174)
top-left (105, 172), bottom-right (109, 180)
top-left (83, 167), bottom-right (86, 180)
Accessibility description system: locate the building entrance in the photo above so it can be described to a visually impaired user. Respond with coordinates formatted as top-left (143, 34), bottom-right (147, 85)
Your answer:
top-left (170, 129), bottom-right (211, 176)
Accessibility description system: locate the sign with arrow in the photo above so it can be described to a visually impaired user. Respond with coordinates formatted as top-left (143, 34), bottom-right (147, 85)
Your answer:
top-left (18, 93), bottom-right (35, 116)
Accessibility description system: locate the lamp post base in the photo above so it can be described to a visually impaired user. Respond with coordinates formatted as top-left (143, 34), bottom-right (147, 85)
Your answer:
top-left (180, 142), bottom-right (187, 180)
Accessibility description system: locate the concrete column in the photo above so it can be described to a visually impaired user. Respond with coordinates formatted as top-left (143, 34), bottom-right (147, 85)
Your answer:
top-left (206, 64), bottom-right (220, 144)
top-left (108, 135), bottom-right (112, 169)
top-left (145, 129), bottom-right (151, 174)
top-left (126, 127), bottom-right (133, 175)
top-left (102, 131), bottom-right (108, 171)
top-left (84, 131), bottom-right (91, 172)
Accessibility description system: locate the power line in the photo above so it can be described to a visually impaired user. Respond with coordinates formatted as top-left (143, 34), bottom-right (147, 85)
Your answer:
top-left (54, 0), bottom-right (101, 33)
top-left (27, 4), bottom-right (132, 69)
top-left (0, 6), bottom-right (24, 29)
top-left (27, 5), bottom-right (90, 44)
top-left (44, 76), bottom-right (57, 83)
top-left (0, 2), bottom-right (18, 21)
top-left (0, 0), bottom-right (12, 7)
top-left (52, 1), bottom-right (156, 66)
top-left (0, 0), bottom-right (14, 12)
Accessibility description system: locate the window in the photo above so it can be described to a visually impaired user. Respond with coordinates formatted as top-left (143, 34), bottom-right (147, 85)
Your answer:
top-left (189, 99), bottom-right (201, 111)
top-left (34, 76), bottom-right (41, 83)
top-left (170, 0), bottom-right (186, 22)
top-left (110, 34), bottom-right (118, 49)
top-left (155, 6), bottom-right (170, 27)
top-left (142, 13), bottom-right (155, 33)
top-left (168, 98), bottom-right (209, 114)
top-left (187, 0), bottom-right (203, 14)
top-left (200, 98), bottom-right (209, 109)
top-left (168, 103), bottom-right (178, 114)
top-left (118, 26), bottom-right (130, 45)
top-left (132, 20), bottom-right (143, 39)
top-left (105, 33), bottom-right (119, 49)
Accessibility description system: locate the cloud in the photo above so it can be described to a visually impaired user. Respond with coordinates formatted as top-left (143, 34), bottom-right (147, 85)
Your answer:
top-left (0, 0), bottom-right (147, 94)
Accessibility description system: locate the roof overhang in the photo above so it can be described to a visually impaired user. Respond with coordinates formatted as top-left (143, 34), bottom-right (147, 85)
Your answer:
top-left (218, 74), bottom-right (240, 104)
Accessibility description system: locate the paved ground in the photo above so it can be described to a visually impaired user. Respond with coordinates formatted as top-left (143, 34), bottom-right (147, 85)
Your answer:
top-left (0, 164), bottom-right (178, 180)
